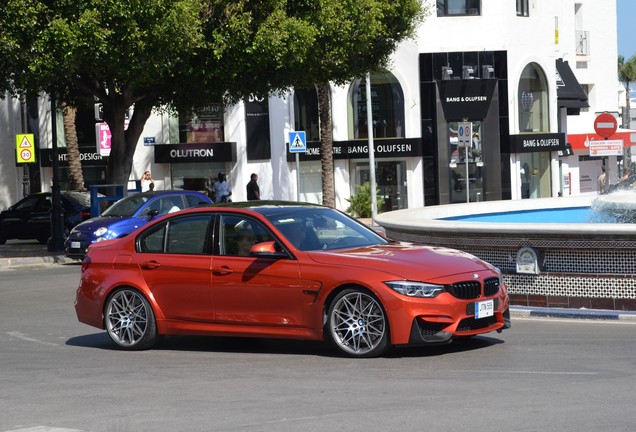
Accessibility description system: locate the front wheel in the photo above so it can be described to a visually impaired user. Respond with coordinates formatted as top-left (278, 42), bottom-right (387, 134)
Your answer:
top-left (105, 288), bottom-right (158, 350)
top-left (326, 289), bottom-right (389, 358)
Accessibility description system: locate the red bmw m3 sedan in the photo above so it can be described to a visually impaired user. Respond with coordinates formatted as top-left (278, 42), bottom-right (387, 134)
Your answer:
top-left (75, 201), bottom-right (510, 358)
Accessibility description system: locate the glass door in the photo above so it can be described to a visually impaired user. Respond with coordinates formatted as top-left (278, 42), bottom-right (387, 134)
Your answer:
top-left (353, 161), bottom-right (408, 212)
top-left (449, 121), bottom-right (484, 203)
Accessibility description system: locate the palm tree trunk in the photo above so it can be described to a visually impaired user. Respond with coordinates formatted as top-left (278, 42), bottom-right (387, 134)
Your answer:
top-left (316, 81), bottom-right (335, 207)
top-left (63, 104), bottom-right (85, 191)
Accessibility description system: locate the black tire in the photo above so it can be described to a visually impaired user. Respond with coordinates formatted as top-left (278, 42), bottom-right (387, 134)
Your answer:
top-left (326, 288), bottom-right (390, 358)
top-left (104, 288), bottom-right (158, 350)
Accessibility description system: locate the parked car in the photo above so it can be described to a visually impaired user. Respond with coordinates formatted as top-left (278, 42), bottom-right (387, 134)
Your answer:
top-left (64, 190), bottom-right (212, 259)
top-left (0, 191), bottom-right (92, 245)
top-left (74, 201), bottom-right (511, 358)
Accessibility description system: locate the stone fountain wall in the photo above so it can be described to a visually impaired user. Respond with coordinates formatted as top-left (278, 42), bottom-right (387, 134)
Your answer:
top-left (375, 196), bottom-right (636, 312)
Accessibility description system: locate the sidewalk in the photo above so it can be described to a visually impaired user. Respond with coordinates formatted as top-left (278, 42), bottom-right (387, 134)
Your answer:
top-left (0, 240), bottom-right (76, 269)
top-left (1, 240), bottom-right (635, 322)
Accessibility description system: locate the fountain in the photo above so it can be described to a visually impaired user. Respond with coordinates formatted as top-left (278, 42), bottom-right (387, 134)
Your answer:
top-left (374, 191), bottom-right (636, 312)
top-left (593, 190), bottom-right (636, 223)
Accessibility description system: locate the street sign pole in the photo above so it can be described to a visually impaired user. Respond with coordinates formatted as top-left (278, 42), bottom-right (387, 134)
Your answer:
top-left (288, 131), bottom-right (307, 202)
top-left (296, 153), bottom-right (301, 202)
top-left (458, 122), bottom-right (472, 203)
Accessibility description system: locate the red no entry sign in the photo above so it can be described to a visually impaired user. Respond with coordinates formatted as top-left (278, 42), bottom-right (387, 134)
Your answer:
top-left (594, 112), bottom-right (618, 138)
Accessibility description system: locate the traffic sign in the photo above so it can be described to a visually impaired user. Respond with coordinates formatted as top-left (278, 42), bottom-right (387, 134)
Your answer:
top-left (458, 122), bottom-right (472, 147)
top-left (594, 112), bottom-right (618, 138)
top-left (288, 131), bottom-right (306, 153)
top-left (16, 134), bottom-right (36, 163)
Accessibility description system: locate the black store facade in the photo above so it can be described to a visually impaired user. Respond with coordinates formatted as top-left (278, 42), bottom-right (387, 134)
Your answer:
top-left (418, 50), bottom-right (572, 204)
top-left (419, 50), bottom-right (510, 205)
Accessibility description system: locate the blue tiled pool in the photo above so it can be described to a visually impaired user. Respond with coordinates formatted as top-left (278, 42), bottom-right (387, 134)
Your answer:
top-left (441, 206), bottom-right (619, 223)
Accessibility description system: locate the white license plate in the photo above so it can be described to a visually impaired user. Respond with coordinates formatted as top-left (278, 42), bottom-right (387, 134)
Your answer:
top-left (475, 299), bottom-right (494, 319)
top-left (71, 241), bottom-right (81, 249)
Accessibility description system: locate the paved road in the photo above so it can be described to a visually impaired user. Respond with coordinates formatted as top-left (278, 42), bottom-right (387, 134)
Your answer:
top-left (1, 265), bottom-right (636, 432)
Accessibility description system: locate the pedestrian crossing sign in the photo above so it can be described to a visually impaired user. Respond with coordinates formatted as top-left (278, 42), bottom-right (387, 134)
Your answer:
top-left (288, 131), bottom-right (306, 153)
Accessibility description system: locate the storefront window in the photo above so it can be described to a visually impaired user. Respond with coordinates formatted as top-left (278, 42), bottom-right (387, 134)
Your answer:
top-left (299, 160), bottom-right (323, 204)
top-left (352, 160), bottom-right (408, 212)
top-left (518, 63), bottom-right (549, 133)
top-left (349, 72), bottom-right (405, 140)
top-left (294, 88), bottom-right (320, 142)
top-left (516, 0), bottom-right (529, 17)
top-left (178, 104), bottom-right (224, 144)
top-left (519, 152), bottom-right (551, 198)
top-left (171, 162), bottom-right (227, 194)
top-left (437, 0), bottom-right (481, 16)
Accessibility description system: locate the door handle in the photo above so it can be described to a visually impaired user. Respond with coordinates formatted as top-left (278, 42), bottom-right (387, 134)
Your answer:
top-left (141, 260), bottom-right (161, 270)
top-left (213, 266), bottom-right (234, 275)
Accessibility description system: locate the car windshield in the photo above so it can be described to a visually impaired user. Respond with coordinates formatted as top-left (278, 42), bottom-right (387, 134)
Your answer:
top-left (264, 207), bottom-right (388, 251)
top-left (102, 194), bottom-right (150, 217)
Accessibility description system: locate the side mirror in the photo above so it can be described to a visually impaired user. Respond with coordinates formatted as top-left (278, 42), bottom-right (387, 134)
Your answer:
top-left (147, 209), bottom-right (160, 220)
top-left (249, 241), bottom-right (288, 259)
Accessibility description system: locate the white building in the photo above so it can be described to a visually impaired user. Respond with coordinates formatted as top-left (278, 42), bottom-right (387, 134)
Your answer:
top-left (0, 0), bottom-right (627, 211)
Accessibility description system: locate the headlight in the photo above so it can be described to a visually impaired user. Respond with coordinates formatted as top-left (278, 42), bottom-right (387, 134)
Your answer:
top-left (495, 267), bottom-right (504, 286)
top-left (94, 227), bottom-right (108, 237)
top-left (385, 281), bottom-right (445, 298)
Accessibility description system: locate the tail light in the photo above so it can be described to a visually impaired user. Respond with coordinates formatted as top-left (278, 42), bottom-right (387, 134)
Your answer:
top-left (80, 210), bottom-right (91, 220)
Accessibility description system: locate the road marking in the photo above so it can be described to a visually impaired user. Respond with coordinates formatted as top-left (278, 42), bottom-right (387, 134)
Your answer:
top-left (456, 369), bottom-right (598, 376)
top-left (4, 427), bottom-right (83, 432)
top-left (6, 331), bottom-right (59, 347)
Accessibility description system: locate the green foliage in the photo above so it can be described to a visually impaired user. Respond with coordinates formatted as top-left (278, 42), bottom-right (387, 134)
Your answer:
top-left (0, 0), bottom-right (428, 188)
top-left (346, 182), bottom-right (384, 219)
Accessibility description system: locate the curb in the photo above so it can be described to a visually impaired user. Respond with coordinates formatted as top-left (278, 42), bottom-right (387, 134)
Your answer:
top-left (0, 255), bottom-right (77, 269)
top-left (510, 306), bottom-right (636, 322)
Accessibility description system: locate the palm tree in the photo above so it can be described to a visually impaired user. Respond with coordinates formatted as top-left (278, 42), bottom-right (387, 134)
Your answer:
top-left (618, 55), bottom-right (636, 128)
top-left (62, 103), bottom-right (85, 191)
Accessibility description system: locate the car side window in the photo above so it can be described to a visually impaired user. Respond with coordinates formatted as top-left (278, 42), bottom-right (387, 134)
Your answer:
top-left (186, 194), bottom-right (208, 207)
top-left (138, 215), bottom-right (213, 255)
top-left (139, 225), bottom-right (166, 253)
top-left (218, 215), bottom-right (275, 257)
top-left (146, 197), bottom-right (182, 216)
top-left (14, 196), bottom-right (40, 211)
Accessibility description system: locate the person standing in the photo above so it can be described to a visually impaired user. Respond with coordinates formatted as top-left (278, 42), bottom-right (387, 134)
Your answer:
top-left (246, 173), bottom-right (260, 200)
top-left (212, 172), bottom-right (232, 203)
top-left (141, 170), bottom-right (154, 192)
top-left (597, 166), bottom-right (607, 194)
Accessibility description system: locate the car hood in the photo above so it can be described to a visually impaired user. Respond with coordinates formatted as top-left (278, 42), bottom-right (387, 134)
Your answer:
top-left (307, 243), bottom-right (495, 280)
top-left (72, 216), bottom-right (129, 232)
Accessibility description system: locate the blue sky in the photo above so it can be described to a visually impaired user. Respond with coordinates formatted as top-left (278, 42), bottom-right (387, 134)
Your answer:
top-left (617, 0), bottom-right (636, 58)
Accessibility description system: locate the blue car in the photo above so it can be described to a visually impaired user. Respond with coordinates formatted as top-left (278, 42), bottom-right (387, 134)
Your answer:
top-left (64, 190), bottom-right (212, 259)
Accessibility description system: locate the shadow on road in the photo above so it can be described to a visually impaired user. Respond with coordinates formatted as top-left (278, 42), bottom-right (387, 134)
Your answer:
top-left (66, 332), bottom-right (505, 358)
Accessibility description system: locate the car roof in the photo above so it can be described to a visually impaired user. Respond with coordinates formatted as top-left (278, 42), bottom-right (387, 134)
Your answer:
top-left (135, 190), bottom-right (208, 197)
top-left (186, 201), bottom-right (329, 219)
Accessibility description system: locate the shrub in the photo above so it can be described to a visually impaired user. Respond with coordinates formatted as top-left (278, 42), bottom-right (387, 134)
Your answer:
top-left (346, 182), bottom-right (384, 218)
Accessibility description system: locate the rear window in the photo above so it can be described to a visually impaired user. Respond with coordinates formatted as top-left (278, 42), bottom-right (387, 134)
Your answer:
top-left (64, 191), bottom-right (91, 206)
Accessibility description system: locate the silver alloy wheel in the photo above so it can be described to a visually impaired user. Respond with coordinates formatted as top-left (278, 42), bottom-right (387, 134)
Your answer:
top-left (328, 290), bottom-right (388, 357)
top-left (105, 289), bottom-right (155, 349)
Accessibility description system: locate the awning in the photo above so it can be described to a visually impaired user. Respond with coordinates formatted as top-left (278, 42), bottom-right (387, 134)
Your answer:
top-left (556, 59), bottom-right (589, 114)
top-left (568, 128), bottom-right (636, 151)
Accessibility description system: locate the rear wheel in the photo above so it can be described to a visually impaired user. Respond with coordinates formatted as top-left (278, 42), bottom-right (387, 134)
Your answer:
top-left (105, 288), bottom-right (158, 350)
top-left (326, 289), bottom-right (389, 358)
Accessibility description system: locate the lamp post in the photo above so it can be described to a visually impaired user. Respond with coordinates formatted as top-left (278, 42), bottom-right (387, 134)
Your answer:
top-left (366, 73), bottom-right (378, 221)
top-left (48, 91), bottom-right (65, 252)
